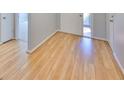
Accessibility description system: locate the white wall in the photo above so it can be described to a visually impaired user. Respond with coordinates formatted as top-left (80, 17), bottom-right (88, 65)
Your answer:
top-left (28, 13), bottom-right (57, 51)
top-left (92, 13), bottom-right (107, 40)
top-left (60, 13), bottom-right (83, 35)
top-left (113, 14), bottom-right (124, 72)
top-left (0, 13), bottom-right (14, 43)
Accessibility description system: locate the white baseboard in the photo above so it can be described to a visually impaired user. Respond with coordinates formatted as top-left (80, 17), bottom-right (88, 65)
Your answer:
top-left (91, 36), bottom-right (107, 41)
top-left (27, 31), bottom-right (57, 54)
top-left (59, 31), bottom-right (82, 36)
top-left (113, 52), bottom-right (124, 75)
top-left (108, 41), bottom-right (124, 75)
top-left (59, 30), bottom-right (107, 41)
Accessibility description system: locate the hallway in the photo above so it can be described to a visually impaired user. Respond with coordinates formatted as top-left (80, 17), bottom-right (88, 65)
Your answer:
top-left (0, 32), bottom-right (123, 80)
top-left (17, 13), bottom-right (28, 42)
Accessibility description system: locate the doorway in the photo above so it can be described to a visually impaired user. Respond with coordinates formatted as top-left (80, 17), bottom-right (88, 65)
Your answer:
top-left (15, 13), bottom-right (28, 51)
top-left (83, 13), bottom-right (92, 37)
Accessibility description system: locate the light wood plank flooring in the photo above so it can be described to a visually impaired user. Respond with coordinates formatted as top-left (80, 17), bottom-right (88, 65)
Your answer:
top-left (0, 32), bottom-right (123, 80)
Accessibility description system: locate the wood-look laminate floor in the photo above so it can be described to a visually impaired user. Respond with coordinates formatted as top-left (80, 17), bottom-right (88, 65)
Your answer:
top-left (0, 32), bottom-right (123, 80)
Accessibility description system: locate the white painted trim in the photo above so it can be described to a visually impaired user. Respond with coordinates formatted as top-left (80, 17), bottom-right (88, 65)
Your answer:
top-left (113, 52), bottom-right (124, 75)
top-left (27, 31), bottom-right (57, 54)
top-left (91, 36), bottom-right (107, 41)
top-left (59, 30), bottom-right (107, 41)
top-left (59, 30), bottom-right (83, 36)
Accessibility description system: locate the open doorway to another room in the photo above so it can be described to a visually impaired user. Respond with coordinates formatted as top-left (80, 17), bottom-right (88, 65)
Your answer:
top-left (83, 13), bottom-right (92, 38)
top-left (15, 13), bottom-right (28, 52)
